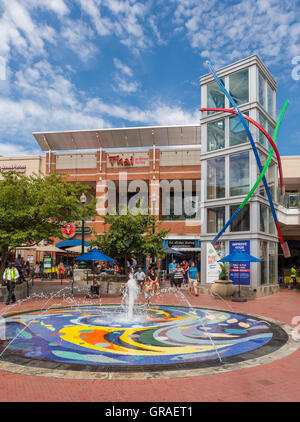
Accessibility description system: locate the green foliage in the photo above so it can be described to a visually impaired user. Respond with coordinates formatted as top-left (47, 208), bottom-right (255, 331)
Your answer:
top-left (90, 205), bottom-right (169, 272)
top-left (0, 171), bottom-right (97, 276)
top-left (219, 263), bottom-right (229, 280)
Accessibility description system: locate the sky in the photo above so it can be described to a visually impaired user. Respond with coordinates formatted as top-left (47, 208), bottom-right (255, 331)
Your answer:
top-left (0, 0), bottom-right (299, 156)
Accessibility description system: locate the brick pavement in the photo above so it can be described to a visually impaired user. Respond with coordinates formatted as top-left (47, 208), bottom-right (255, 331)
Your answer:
top-left (0, 287), bottom-right (299, 402)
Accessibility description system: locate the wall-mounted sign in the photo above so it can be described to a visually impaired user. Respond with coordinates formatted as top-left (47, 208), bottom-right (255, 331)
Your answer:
top-left (206, 242), bottom-right (225, 284)
top-left (62, 223), bottom-right (92, 238)
top-left (0, 164), bottom-right (26, 173)
top-left (168, 239), bottom-right (196, 248)
top-left (107, 152), bottom-right (149, 168)
top-left (62, 223), bottom-right (76, 238)
top-left (108, 155), bottom-right (134, 167)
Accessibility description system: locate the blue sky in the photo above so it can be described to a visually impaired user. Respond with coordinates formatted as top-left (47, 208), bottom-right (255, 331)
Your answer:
top-left (0, 0), bottom-right (299, 156)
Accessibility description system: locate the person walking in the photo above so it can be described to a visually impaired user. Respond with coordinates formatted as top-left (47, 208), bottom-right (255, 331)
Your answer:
top-left (3, 263), bottom-right (20, 305)
top-left (168, 259), bottom-right (177, 287)
top-left (290, 264), bottom-right (297, 290)
top-left (173, 264), bottom-right (184, 290)
top-left (187, 262), bottom-right (200, 296)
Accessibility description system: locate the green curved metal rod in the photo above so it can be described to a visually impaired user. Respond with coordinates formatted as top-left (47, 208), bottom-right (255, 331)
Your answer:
top-left (240, 100), bottom-right (289, 208)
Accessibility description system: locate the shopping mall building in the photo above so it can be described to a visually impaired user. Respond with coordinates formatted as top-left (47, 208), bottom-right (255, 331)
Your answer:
top-left (2, 54), bottom-right (300, 296)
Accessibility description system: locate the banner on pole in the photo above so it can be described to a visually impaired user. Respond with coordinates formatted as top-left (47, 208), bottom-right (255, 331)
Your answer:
top-left (206, 242), bottom-right (225, 284)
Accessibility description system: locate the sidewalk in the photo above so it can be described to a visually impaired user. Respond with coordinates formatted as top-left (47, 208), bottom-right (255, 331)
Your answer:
top-left (0, 288), bottom-right (299, 402)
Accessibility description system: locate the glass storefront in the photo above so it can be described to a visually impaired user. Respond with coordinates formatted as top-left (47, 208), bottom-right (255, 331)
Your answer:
top-left (260, 240), bottom-right (268, 285)
top-left (207, 157), bottom-right (225, 199)
top-left (259, 204), bottom-right (268, 232)
top-left (229, 151), bottom-right (249, 196)
top-left (269, 241), bottom-right (276, 283)
top-left (258, 71), bottom-right (266, 109)
top-left (207, 207), bottom-right (225, 233)
top-left (207, 79), bottom-right (225, 114)
top-left (229, 113), bottom-right (249, 146)
top-left (229, 69), bottom-right (249, 105)
top-left (207, 119), bottom-right (225, 151)
top-left (229, 204), bottom-right (250, 232)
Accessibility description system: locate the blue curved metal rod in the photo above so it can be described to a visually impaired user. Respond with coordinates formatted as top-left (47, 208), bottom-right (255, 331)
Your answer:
top-left (206, 61), bottom-right (285, 254)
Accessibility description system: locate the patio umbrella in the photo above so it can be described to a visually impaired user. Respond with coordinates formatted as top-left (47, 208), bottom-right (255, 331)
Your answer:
top-left (74, 248), bottom-right (116, 262)
top-left (218, 250), bottom-right (262, 302)
top-left (66, 245), bottom-right (89, 254)
top-left (163, 248), bottom-right (184, 257)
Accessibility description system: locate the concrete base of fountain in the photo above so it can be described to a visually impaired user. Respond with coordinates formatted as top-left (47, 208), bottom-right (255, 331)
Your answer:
top-left (0, 284), bottom-right (28, 302)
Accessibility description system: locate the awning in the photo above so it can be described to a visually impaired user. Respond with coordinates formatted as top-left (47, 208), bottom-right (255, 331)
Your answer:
top-left (173, 248), bottom-right (202, 252)
top-left (56, 239), bottom-right (90, 249)
top-left (33, 125), bottom-right (201, 151)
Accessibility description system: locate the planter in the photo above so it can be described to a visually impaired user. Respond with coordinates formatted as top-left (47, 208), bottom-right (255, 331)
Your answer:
top-left (210, 279), bottom-right (236, 298)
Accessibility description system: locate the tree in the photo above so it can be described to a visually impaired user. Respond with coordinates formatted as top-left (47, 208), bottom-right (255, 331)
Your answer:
top-left (0, 171), bottom-right (97, 280)
top-left (90, 206), bottom-right (169, 274)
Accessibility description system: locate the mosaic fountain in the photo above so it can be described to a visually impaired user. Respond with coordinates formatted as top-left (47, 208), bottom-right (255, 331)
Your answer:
top-left (0, 274), bottom-right (291, 377)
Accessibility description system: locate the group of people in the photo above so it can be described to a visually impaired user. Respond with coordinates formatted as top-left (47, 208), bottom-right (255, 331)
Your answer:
top-left (169, 259), bottom-right (200, 296)
top-left (134, 266), bottom-right (160, 305)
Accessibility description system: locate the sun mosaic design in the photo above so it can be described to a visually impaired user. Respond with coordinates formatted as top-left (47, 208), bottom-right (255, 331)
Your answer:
top-left (0, 305), bottom-right (279, 370)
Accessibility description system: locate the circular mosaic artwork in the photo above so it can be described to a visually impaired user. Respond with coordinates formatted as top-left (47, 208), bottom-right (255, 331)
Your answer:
top-left (0, 305), bottom-right (288, 372)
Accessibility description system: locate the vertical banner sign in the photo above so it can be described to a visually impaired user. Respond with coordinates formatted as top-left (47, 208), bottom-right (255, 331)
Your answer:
top-left (207, 243), bottom-right (224, 284)
top-left (229, 240), bottom-right (250, 285)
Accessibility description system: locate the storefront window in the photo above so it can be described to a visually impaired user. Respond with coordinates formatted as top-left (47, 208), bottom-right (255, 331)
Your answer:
top-left (258, 152), bottom-right (267, 197)
top-left (269, 241), bottom-right (276, 284)
top-left (268, 162), bottom-right (276, 201)
top-left (229, 204), bottom-right (250, 232)
top-left (229, 113), bottom-right (249, 146)
top-left (207, 80), bottom-right (225, 115)
top-left (259, 204), bottom-right (268, 232)
top-left (269, 209), bottom-right (276, 234)
top-left (267, 84), bottom-right (275, 118)
top-left (207, 207), bottom-right (225, 233)
top-left (258, 113), bottom-right (267, 149)
top-left (207, 119), bottom-right (225, 151)
top-left (260, 241), bottom-right (268, 285)
top-left (258, 71), bottom-right (266, 109)
top-left (229, 69), bottom-right (249, 105)
top-left (207, 157), bottom-right (225, 199)
top-left (229, 152), bottom-right (249, 196)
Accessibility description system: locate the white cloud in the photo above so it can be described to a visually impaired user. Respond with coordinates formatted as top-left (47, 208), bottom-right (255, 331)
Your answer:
top-left (113, 58), bottom-right (133, 77)
top-left (172, 0), bottom-right (300, 69)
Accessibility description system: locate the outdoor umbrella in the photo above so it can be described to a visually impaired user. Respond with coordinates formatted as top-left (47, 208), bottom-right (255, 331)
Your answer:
top-left (218, 250), bottom-right (262, 302)
top-left (74, 248), bottom-right (116, 262)
top-left (163, 248), bottom-right (184, 257)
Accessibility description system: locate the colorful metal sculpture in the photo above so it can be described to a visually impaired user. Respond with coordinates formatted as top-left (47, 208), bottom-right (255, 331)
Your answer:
top-left (202, 62), bottom-right (289, 257)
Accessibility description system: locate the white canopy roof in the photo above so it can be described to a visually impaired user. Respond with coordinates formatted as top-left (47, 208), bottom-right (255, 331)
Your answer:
top-left (33, 124), bottom-right (201, 151)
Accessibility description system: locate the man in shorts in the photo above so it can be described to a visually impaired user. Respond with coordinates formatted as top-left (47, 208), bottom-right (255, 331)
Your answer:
top-left (187, 262), bottom-right (200, 296)
top-left (134, 266), bottom-right (146, 293)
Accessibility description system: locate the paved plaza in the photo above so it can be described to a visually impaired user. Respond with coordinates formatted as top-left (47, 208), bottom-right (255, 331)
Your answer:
top-left (0, 287), bottom-right (299, 402)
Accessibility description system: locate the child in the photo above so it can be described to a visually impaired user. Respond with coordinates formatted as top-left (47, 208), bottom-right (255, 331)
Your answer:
top-left (144, 278), bottom-right (152, 306)
top-left (90, 277), bottom-right (100, 297)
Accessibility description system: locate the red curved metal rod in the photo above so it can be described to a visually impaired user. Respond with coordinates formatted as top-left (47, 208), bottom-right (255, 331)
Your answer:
top-left (200, 107), bottom-right (285, 194)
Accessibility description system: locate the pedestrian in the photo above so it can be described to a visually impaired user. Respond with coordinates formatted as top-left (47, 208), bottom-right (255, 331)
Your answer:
top-left (90, 276), bottom-right (100, 297)
top-left (168, 259), bottom-right (177, 287)
top-left (34, 262), bottom-right (40, 279)
top-left (134, 266), bottom-right (146, 293)
top-left (3, 262), bottom-right (20, 305)
top-left (144, 278), bottom-right (152, 306)
top-left (58, 261), bottom-right (66, 283)
top-left (187, 262), bottom-right (200, 296)
top-left (290, 264), bottom-right (297, 290)
top-left (173, 264), bottom-right (184, 290)
top-left (182, 260), bottom-right (189, 284)
top-left (148, 267), bottom-right (159, 294)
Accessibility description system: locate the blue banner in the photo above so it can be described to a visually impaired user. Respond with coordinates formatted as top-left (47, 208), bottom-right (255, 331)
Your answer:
top-left (229, 240), bottom-right (250, 285)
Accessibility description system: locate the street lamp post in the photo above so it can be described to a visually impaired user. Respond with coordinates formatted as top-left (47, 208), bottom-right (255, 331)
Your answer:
top-left (79, 193), bottom-right (87, 269)
top-left (151, 192), bottom-right (157, 266)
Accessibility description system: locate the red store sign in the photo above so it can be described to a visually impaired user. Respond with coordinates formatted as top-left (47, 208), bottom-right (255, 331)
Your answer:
top-left (108, 155), bottom-right (134, 167)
